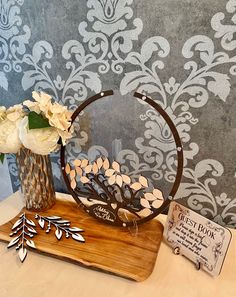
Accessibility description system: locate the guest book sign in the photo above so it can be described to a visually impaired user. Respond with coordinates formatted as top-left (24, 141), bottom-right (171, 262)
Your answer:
top-left (164, 202), bottom-right (232, 276)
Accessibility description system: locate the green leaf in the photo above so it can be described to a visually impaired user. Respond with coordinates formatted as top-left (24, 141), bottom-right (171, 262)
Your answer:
top-left (28, 111), bottom-right (51, 130)
top-left (0, 153), bottom-right (4, 164)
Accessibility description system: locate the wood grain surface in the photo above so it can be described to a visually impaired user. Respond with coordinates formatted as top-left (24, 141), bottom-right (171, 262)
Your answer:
top-left (0, 198), bottom-right (163, 281)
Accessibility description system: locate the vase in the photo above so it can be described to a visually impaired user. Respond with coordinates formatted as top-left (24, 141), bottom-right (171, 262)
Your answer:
top-left (16, 148), bottom-right (56, 211)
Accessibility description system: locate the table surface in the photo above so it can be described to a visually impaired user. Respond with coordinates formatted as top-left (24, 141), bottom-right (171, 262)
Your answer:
top-left (0, 192), bottom-right (235, 297)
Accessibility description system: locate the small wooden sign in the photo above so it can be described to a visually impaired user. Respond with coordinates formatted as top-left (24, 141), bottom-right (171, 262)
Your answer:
top-left (164, 202), bottom-right (232, 276)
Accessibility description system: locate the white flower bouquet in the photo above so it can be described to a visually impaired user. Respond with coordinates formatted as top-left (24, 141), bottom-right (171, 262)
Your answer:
top-left (0, 91), bottom-right (73, 162)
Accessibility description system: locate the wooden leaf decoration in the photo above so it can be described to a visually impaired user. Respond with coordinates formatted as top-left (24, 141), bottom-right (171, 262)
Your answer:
top-left (140, 198), bottom-right (151, 208)
top-left (80, 176), bottom-right (90, 184)
top-left (121, 174), bottom-right (131, 184)
top-left (152, 199), bottom-right (164, 209)
top-left (85, 165), bottom-right (92, 174)
top-left (116, 175), bottom-right (123, 187)
top-left (103, 158), bottom-right (110, 170)
top-left (81, 159), bottom-right (89, 168)
top-left (70, 169), bottom-right (76, 179)
top-left (38, 218), bottom-right (45, 229)
top-left (12, 219), bottom-right (22, 230)
top-left (65, 163), bottom-right (71, 174)
top-left (8, 237), bottom-right (20, 248)
top-left (105, 169), bottom-right (115, 177)
top-left (97, 157), bottom-right (103, 169)
top-left (108, 175), bottom-right (116, 185)
top-left (111, 203), bottom-right (117, 210)
top-left (69, 227), bottom-right (84, 232)
top-left (71, 179), bottom-right (77, 189)
top-left (26, 240), bottom-right (36, 249)
top-left (73, 159), bottom-right (81, 166)
top-left (112, 161), bottom-right (120, 172)
top-left (130, 182), bottom-right (142, 191)
top-left (55, 229), bottom-right (63, 240)
top-left (153, 189), bottom-right (164, 200)
top-left (144, 192), bottom-right (157, 201)
top-left (72, 233), bottom-right (85, 242)
top-left (138, 208), bottom-right (152, 217)
top-left (19, 248), bottom-right (27, 262)
top-left (139, 176), bottom-right (148, 188)
top-left (27, 226), bottom-right (37, 234)
top-left (75, 166), bottom-right (82, 176)
top-left (26, 219), bottom-right (36, 227)
top-left (92, 162), bottom-right (98, 174)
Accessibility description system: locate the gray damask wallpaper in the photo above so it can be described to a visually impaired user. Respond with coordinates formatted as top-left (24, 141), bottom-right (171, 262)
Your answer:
top-left (0, 0), bottom-right (236, 227)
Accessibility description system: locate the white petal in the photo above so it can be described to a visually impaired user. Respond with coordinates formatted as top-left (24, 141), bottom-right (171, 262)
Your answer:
top-left (65, 163), bottom-right (71, 174)
top-left (75, 166), bottom-right (83, 176)
top-left (80, 176), bottom-right (90, 184)
top-left (26, 240), bottom-right (36, 249)
top-left (72, 233), bottom-right (85, 242)
top-left (55, 229), bottom-right (63, 240)
top-left (103, 158), bottom-right (110, 170)
top-left (19, 248), bottom-right (27, 262)
top-left (144, 192), bottom-right (157, 201)
top-left (73, 159), bottom-right (81, 166)
top-left (92, 162), bottom-right (98, 174)
top-left (97, 157), bottom-right (103, 169)
top-left (121, 174), bottom-right (131, 184)
top-left (81, 159), bottom-right (89, 168)
top-left (85, 165), bottom-right (92, 174)
top-left (70, 169), bottom-right (76, 179)
top-left (71, 179), bottom-right (77, 189)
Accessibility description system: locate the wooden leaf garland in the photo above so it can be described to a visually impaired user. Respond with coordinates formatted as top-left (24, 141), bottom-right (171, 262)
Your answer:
top-left (73, 159), bottom-right (81, 166)
top-left (8, 212), bottom-right (37, 263)
top-left (130, 182), bottom-right (142, 191)
top-left (103, 158), bottom-right (110, 170)
top-left (105, 169), bottom-right (115, 177)
top-left (116, 175), bottom-right (123, 187)
top-left (108, 175), bottom-right (116, 185)
top-left (97, 157), bottom-right (103, 169)
top-left (75, 166), bottom-right (83, 176)
top-left (71, 179), bottom-right (76, 189)
top-left (153, 189), bottom-right (164, 200)
top-left (92, 162), bottom-right (98, 174)
top-left (65, 163), bottom-right (71, 174)
top-left (139, 176), bottom-right (148, 188)
top-left (81, 159), bottom-right (88, 168)
top-left (80, 176), bottom-right (90, 184)
top-left (35, 214), bottom-right (85, 243)
top-left (70, 170), bottom-right (76, 179)
top-left (121, 174), bottom-right (131, 184)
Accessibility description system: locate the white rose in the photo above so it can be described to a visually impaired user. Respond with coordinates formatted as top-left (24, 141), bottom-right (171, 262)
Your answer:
top-left (0, 118), bottom-right (22, 153)
top-left (19, 117), bottom-right (60, 155)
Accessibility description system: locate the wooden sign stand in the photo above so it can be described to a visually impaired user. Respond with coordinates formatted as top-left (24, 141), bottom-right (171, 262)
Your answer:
top-left (0, 197), bottom-right (163, 281)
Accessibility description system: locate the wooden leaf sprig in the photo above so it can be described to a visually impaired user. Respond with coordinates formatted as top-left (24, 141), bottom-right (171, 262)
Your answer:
top-left (8, 212), bottom-right (37, 262)
top-left (35, 214), bottom-right (85, 242)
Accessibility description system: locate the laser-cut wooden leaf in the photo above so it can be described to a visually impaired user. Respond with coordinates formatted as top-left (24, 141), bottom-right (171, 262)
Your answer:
top-left (69, 227), bottom-right (84, 232)
top-left (73, 159), bottom-right (81, 166)
top-left (144, 192), bottom-right (156, 201)
top-left (138, 208), bottom-right (152, 217)
top-left (92, 162), bottom-right (98, 174)
top-left (85, 165), bottom-right (92, 174)
top-left (26, 219), bottom-right (36, 227)
top-left (8, 237), bottom-right (20, 248)
top-left (130, 182), bottom-right (142, 190)
top-left (75, 166), bottom-right (83, 176)
top-left (55, 229), bottom-right (63, 240)
top-left (38, 218), bottom-right (45, 229)
top-left (140, 198), bottom-right (151, 208)
top-left (19, 248), bottom-right (27, 262)
top-left (121, 174), bottom-right (131, 184)
top-left (70, 169), bottom-right (76, 179)
top-left (108, 175), bottom-right (116, 185)
top-left (12, 219), bottom-right (22, 230)
top-left (80, 176), bottom-right (90, 184)
top-left (116, 175), bottom-right (123, 187)
top-left (152, 199), bottom-right (164, 209)
top-left (105, 169), bottom-right (115, 177)
top-left (71, 179), bottom-right (77, 189)
top-left (65, 163), bottom-right (71, 174)
top-left (72, 233), bottom-right (85, 242)
top-left (26, 240), bottom-right (36, 249)
top-left (81, 159), bottom-right (89, 168)
top-left (153, 189), bottom-right (164, 200)
top-left (27, 226), bottom-right (37, 234)
top-left (103, 158), bottom-right (110, 170)
top-left (112, 161), bottom-right (120, 172)
top-left (97, 157), bottom-right (103, 169)
top-left (139, 176), bottom-right (148, 188)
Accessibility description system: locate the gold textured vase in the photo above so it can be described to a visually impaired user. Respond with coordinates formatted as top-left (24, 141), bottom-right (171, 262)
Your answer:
top-left (16, 148), bottom-right (56, 211)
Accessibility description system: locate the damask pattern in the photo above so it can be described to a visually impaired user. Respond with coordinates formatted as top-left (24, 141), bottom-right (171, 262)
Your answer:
top-left (0, 0), bottom-right (236, 227)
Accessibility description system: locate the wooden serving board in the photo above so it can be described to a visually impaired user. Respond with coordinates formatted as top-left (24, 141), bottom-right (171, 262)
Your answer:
top-left (0, 198), bottom-right (163, 281)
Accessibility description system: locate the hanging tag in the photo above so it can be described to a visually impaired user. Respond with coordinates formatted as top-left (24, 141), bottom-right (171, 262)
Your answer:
top-left (164, 201), bottom-right (232, 276)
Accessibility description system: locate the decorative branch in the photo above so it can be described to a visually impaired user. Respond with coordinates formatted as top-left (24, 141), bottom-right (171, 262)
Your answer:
top-left (8, 213), bottom-right (37, 262)
top-left (35, 214), bottom-right (85, 242)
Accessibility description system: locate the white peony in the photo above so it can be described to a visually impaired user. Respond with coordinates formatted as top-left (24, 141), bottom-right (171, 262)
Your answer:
top-left (0, 104), bottom-right (24, 154)
top-left (19, 117), bottom-right (60, 155)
